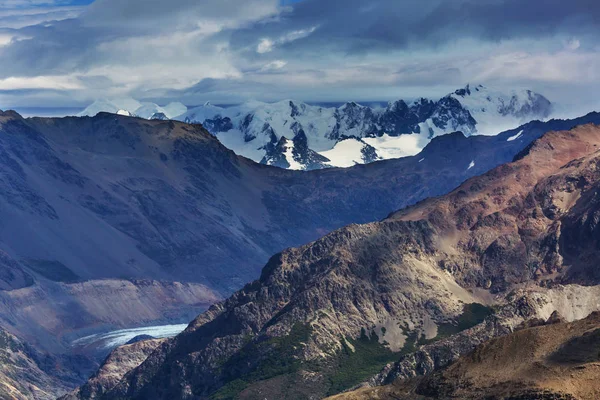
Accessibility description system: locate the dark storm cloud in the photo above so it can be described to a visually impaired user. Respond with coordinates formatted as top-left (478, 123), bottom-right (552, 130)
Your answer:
top-left (231, 0), bottom-right (600, 56)
top-left (1, 0), bottom-right (600, 108)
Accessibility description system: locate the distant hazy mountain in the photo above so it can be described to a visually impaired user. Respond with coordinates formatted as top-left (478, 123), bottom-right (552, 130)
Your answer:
top-left (77, 98), bottom-right (187, 120)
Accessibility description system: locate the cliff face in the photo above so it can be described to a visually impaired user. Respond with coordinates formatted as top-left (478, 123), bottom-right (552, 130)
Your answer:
top-left (89, 124), bottom-right (600, 400)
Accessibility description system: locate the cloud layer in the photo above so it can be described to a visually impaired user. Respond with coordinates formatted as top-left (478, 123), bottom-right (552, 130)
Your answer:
top-left (0, 0), bottom-right (599, 112)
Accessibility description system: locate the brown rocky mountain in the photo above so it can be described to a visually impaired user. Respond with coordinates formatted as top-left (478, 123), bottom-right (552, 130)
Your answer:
top-left (332, 311), bottom-right (600, 400)
top-left (2, 109), bottom-right (600, 398)
top-left (2, 109), bottom-right (592, 360)
top-left (87, 123), bottom-right (600, 399)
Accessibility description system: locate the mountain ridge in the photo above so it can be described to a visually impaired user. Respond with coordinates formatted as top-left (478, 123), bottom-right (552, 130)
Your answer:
top-left (332, 311), bottom-right (600, 400)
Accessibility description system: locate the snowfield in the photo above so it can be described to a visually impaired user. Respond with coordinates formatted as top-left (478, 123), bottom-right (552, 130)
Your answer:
top-left (77, 85), bottom-right (552, 170)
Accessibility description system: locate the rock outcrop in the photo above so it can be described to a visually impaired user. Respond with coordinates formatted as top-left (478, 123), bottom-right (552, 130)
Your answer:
top-left (0, 328), bottom-right (89, 400)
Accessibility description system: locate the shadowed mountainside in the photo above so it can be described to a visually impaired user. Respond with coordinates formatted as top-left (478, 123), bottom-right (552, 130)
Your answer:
top-left (3, 110), bottom-right (600, 294)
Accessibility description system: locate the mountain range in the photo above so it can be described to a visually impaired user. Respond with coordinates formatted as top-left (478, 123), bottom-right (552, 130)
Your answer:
top-left (61, 122), bottom-right (600, 399)
top-left (1, 106), bottom-right (599, 398)
top-left (78, 84), bottom-right (553, 170)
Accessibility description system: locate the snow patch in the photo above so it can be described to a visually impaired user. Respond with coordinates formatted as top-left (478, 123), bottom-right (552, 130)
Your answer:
top-left (283, 140), bottom-right (303, 170)
top-left (507, 130), bottom-right (524, 142)
top-left (320, 139), bottom-right (365, 168)
top-left (452, 85), bottom-right (550, 136)
top-left (362, 133), bottom-right (425, 159)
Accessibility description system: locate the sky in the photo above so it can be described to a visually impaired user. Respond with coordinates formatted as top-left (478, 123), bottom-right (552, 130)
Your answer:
top-left (0, 0), bottom-right (599, 114)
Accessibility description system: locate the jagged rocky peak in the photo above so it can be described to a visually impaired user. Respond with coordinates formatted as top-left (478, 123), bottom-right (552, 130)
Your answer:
top-left (150, 112), bottom-right (168, 120)
top-left (261, 129), bottom-right (331, 170)
top-left (78, 84), bottom-right (552, 170)
top-left (0, 109), bottom-right (23, 121)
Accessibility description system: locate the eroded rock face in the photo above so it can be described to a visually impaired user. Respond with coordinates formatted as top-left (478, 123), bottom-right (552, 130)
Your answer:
top-left (0, 254), bottom-right (220, 355)
top-left (389, 124), bottom-right (600, 292)
top-left (88, 124), bottom-right (600, 399)
top-left (371, 284), bottom-right (600, 386)
top-left (61, 338), bottom-right (167, 400)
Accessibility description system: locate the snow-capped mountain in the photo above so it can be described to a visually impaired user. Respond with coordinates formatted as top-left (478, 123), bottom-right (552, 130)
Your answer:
top-left (77, 85), bottom-right (552, 170)
top-left (176, 84), bottom-right (552, 170)
top-left (78, 98), bottom-right (187, 120)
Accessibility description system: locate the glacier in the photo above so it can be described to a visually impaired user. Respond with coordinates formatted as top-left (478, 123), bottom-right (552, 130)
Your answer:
top-left (76, 84), bottom-right (552, 170)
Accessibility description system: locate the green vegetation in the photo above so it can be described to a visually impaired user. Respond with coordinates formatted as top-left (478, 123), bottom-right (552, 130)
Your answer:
top-left (424, 303), bottom-right (494, 344)
top-left (211, 305), bottom-right (494, 399)
top-left (24, 259), bottom-right (80, 283)
top-left (211, 379), bottom-right (249, 400)
top-left (210, 323), bottom-right (312, 400)
top-left (326, 328), bottom-right (402, 396)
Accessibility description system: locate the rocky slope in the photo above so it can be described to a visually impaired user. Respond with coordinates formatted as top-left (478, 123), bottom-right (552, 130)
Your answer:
top-left (332, 311), bottom-right (600, 400)
top-left (176, 85), bottom-right (552, 169)
top-left (368, 284), bottom-right (600, 388)
top-left (88, 123), bottom-right (600, 399)
top-left (0, 257), bottom-right (220, 354)
top-left (61, 338), bottom-right (167, 400)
